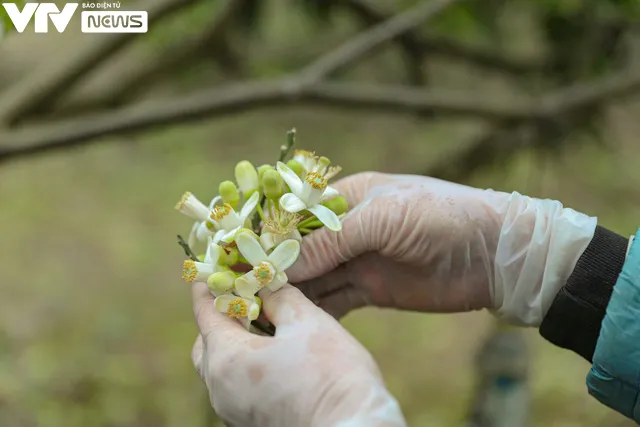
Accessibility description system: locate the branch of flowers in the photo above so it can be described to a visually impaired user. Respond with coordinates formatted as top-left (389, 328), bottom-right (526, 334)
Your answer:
top-left (177, 235), bottom-right (199, 262)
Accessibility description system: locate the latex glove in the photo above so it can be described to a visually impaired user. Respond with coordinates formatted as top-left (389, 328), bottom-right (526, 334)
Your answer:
top-left (190, 282), bottom-right (407, 427)
top-left (287, 173), bottom-right (597, 326)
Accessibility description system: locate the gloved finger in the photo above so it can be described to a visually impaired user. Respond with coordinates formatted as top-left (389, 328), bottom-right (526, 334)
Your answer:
top-left (296, 263), bottom-right (351, 302)
top-left (191, 334), bottom-right (204, 378)
top-left (317, 285), bottom-right (369, 320)
top-left (261, 284), bottom-right (325, 327)
top-left (286, 206), bottom-right (371, 283)
top-left (191, 281), bottom-right (246, 347)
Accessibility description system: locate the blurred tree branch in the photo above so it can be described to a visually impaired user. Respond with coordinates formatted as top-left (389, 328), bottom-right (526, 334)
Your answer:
top-left (0, 0), bottom-right (639, 171)
top-left (0, 0), bottom-right (200, 126)
top-left (296, 0), bottom-right (460, 84)
top-left (1, 67), bottom-right (639, 163)
top-left (342, 0), bottom-right (542, 78)
top-left (50, 0), bottom-right (246, 117)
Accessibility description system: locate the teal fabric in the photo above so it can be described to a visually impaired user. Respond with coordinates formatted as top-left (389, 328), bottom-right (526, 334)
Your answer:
top-left (587, 229), bottom-right (640, 422)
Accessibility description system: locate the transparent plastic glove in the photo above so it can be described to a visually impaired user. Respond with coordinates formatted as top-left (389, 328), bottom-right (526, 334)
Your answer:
top-left (190, 282), bottom-right (407, 427)
top-left (287, 172), bottom-right (597, 326)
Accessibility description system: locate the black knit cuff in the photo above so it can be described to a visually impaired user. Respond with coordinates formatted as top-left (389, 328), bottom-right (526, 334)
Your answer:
top-left (539, 226), bottom-right (628, 363)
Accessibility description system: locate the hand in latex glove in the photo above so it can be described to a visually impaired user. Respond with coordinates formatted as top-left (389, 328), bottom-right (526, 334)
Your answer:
top-left (190, 282), bottom-right (406, 427)
top-left (287, 173), bottom-right (597, 326)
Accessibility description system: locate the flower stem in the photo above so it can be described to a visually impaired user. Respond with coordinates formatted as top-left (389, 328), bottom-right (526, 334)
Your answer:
top-left (299, 227), bottom-right (314, 234)
top-left (279, 128), bottom-right (296, 162)
top-left (177, 235), bottom-right (199, 261)
top-left (256, 202), bottom-right (266, 222)
top-left (297, 215), bottom-right (322, 229)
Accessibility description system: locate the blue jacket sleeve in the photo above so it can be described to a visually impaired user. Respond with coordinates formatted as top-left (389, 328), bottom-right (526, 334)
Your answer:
top-left (587, 229), bottom-right (640, 422)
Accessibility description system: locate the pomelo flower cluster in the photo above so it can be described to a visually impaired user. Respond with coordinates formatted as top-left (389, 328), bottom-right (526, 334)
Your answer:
top-left (175, 130), bottom-right (347, 331)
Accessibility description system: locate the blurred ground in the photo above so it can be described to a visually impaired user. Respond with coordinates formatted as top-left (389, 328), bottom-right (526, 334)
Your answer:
top-left (1, 105), bottom-right (639, 427)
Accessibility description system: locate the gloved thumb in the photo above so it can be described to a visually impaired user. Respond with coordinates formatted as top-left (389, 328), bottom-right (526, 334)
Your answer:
top-left (261, 284), bottom-right (327, 326)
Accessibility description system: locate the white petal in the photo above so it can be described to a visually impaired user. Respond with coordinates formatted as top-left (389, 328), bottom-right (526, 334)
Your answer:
top-left (320, 186), bottom-right (340, 201)
top-left (196, 222), bottom-right (213, 242)
top-left (279, 193), bottom-right (306, 213)
top-left (276, 161), bottom-right (303, 194)
top-left (236, 232), bottom-right (268, 266)
top-left (220, 227), bottom-right (239, 244)
top-left (267, 239), bottom-right (300, 271)
top-left (247, 302), bottom-right (260, 321)
top-left (267, 272), bottom-right (288, 292)
top-left (259, 232), bottom-right (277, 251)
top-left (240, 317), bottom-right (252, 330)
top-left (204, 241), bottom-right (221, 266)
top-left (208, 195), bottom-right (222, 210)
top-left (235, 273), bottom-right (261, 298)
top-left (212, 229), bottom-right (226, 244)
top-left (291, 229), bottom-right (302, 242)
top-left (308, 204), bottom-right (342, 231)
top-left (239, 191), bottom-right (259, 221)
top-left (188, 222), bottom-right (200, 248)
top-left (214, 294), bottom-right (234, 313)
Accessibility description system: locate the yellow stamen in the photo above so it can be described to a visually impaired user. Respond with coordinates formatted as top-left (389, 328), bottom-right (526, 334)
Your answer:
top-left (210, 203), bottom-right (233, 222)
top-left (175, 191), bottom-right (192, 210)
top-left (265, 209), bottom-right (302, 235)
top-left (226, 298), bottom-right (248, 318)
top-left (305, 171), bottom-right (328, 190)
top-left (325, 165), bottom-right (342, 180)
top-left (253, 262), bottom-right (274, 286)
top-left (182, 260), bottom-right (197, 283)
top-left (294, 149), bottom-right (315, 158)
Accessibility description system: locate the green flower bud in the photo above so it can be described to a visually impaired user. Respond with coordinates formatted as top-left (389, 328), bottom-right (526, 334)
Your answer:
top-left (207, 271), bottom-right (235, 293)
top-left (219, 180), bottom-right (240, 208)
top-left (322, 196), bottom-right (348, 215)
top-left (257, 164), bottom-right (274, 181)
top-left (234, 160), bottom-right (260, 196)
top-left (262, 169), bottom-right (284, 200)
top-left (286, 159), bottom-right (305, 178)
top-left (219, 246), bottom-right (239, 266)
top-left (317, 156), bottom-right (331, 170)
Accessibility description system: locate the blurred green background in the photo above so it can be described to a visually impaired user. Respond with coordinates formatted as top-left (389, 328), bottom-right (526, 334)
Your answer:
top-left (1, 0), bottom-right (639, 426)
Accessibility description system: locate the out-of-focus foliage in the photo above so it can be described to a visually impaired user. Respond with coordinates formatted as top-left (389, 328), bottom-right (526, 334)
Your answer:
top-left (0, 0), bottom-right (26, 38)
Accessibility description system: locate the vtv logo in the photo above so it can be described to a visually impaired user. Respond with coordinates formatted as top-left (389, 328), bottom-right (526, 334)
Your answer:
top-left (2, 3), bottom-right (78, 33)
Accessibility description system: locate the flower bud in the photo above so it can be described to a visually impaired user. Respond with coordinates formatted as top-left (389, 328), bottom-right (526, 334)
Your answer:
top-left (322, 195), bottom-right (348, 215)
top-left (234, 160), bottom-right (260, 196)
top-left (262, 169), bottom-right (284, 200)
top-left (248, 301), bottom-right (261, 321)
top-left (317, 156), bottom-right (331, 170)
top-left (219, 180), bottom-right (240, 208)
top-left (219, 246), bottom-right (239, 266)
top-left (257, 164), bottom-right (274, 181)
top-left (207, 271), bottom-right (234, 293)
top-left (286, 159), bottom-right (305, 178)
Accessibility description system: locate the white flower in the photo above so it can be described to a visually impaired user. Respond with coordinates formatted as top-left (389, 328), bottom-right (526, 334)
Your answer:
top-left (234, 231), bottom-right (300, 297)
top-left (293, 150), bottom-right (342, 179)
top-left (175, 192), bottom-right (219, 247)
top-left (260, 205), bottom-right (303, 251)
top-left (181, 238), bottom-right (235, 295)
top-left (209, 191), bottom-right (259, 244)
top-left (214, 294), bottom-right (261, 329)
top-left (276, 161), bottom-right (342, 231)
